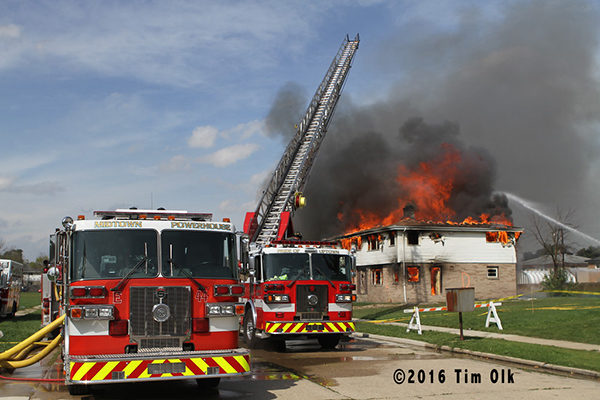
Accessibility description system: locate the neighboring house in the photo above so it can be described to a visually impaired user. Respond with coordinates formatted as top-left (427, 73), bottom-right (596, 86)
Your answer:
top-left (518, 254), bottom-right (599, 284)
top-left (334, 221), bottom-right (522, 304)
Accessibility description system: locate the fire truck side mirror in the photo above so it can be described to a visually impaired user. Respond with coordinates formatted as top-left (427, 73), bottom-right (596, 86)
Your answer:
top-left (47, 266), bottom-right (60, 282)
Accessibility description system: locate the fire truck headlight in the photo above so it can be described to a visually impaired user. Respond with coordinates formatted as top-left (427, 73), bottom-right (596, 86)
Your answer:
top-left (98, 306), bottom-right (114, 319)
top-left (335, 294), bottom-right (353, 303)
top-left (207, 304), bottom-right (222, 316)
top-left (222, 305), bottom-right (235, 315)
top-left (85, 307), bottom-right (99, 319)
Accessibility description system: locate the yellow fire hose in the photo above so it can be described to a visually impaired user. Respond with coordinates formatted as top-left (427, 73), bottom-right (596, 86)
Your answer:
top-left (0, 314), bottom-right (65, 369)
top-left (1, 334), bottom-right (63, 369)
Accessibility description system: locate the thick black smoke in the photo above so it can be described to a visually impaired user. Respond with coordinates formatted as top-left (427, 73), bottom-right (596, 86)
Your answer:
top-left (271, 1), bottom-right (600, 241)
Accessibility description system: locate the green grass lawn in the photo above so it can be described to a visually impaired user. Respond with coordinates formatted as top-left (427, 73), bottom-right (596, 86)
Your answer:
top-left (0, 310), bottom-right (43, 352)
top-left (356, 322), bottom-right (600, 373)
top-left (354, 296), bottom-right (600, 345)
top-left (19, 291), bottom-right (42, 310)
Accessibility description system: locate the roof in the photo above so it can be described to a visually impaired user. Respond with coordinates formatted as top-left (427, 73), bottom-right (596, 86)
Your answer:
top-left (521, 254), bottom-right (590, 266)
top-left (332, 220), bottom-right (523, 240)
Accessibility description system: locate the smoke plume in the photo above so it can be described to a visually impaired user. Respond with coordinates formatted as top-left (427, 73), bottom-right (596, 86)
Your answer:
top-left (274, 1), bottom-right (600, 240)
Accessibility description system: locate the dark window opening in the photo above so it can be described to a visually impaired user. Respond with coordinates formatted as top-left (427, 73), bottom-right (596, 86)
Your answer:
top-left (407, 231), bottom-right (420, 245)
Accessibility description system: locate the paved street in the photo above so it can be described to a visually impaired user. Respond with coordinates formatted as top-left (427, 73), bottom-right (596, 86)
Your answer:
top-left (1, 335), bottom-right (599, 399)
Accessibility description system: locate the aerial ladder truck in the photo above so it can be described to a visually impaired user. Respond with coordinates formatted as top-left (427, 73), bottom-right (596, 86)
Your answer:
top-left (242, 34), bottom-right (359, 350)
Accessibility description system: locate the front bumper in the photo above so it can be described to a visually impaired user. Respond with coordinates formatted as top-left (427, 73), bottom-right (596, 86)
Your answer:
top-left (66, 348), bottom-right (250, 385)
top-left (264, 321), bottom-right (355, 335)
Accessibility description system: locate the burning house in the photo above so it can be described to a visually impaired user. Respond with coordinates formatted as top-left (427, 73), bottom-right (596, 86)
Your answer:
top-left (334, 207), bottom-right (522, 304)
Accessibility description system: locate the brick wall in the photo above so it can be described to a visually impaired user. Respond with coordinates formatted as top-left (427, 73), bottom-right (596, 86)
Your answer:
top-left (356, 262), bottom-right (516, 304)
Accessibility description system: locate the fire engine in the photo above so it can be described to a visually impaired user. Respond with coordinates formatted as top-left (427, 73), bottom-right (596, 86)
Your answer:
top-left (241, 35), bottom-right (359, 350)
top-left (42, 209), bottom-right (250, 395)
top-left (0, 259), bottom-right (23, 318)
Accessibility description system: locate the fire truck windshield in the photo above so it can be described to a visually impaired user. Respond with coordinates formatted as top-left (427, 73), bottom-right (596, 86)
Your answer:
top-left (264, 253), bottom-right (351, 282)
top-left (72, 230), bottom-right (158, 280)
top-left (161, 230), bottom-right (236, 279)
top-left (264, 253), bottom-right (309, 281)
top-left (311, 254), bottom-right (351, 281)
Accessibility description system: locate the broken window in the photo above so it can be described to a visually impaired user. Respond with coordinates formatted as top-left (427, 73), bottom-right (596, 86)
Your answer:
top-left (407, 231), bottom-right (420, 245)
top-left (487, 266), bottom-right (499, 279)
top-left (372, 268), bottom-right (383, 286)
top-left (367, 235), bottom-right (381, 251)
top-left (389, 233), bottom-right (395, 246)
top-left (430, 266), bottom-right (442, 295)
top-left (393, 264), bottom-right (400, 284)
top-left (407, 266), bottom-right (420, 282)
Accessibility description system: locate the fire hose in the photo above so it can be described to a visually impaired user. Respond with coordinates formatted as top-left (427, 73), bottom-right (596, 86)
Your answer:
top-left (0, 314), bottom-right (65, 369)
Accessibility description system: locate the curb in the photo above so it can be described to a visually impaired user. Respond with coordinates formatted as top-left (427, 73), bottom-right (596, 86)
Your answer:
top-left (353, 332), bottom-right (600, 380)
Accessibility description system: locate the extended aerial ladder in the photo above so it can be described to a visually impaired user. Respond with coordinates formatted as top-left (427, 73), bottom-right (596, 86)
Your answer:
top-left (245, 34), bottom-right (360, 246)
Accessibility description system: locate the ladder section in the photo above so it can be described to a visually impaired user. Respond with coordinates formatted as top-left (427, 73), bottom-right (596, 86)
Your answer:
top-left (252, 34), bottom-right (359, 245)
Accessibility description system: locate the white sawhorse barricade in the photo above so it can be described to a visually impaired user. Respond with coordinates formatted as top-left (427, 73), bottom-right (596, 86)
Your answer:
top-left (404, 302), bottom-right (503, 335)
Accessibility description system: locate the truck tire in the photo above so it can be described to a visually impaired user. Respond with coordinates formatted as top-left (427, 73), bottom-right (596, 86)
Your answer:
top-left (7, 302), bottom-right (17, 318)
top-left (318, 334), bottom-right (341, 349)
top-left (67, 384), bottom-right (89, 395)
top-left (243, 310), bottom-right (259, 349)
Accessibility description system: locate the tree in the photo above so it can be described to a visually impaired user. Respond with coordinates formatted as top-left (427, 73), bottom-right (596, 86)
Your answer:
top-left (0, 248), bottom-right (24, 264)
top-left (530, 210), bottom-right (577, 293)
top-left (28, 255), bottom-right (48, 271)
top-left (576, 246), bottom-right (600, 259)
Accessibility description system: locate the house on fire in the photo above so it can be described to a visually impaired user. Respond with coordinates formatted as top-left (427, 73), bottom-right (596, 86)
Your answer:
top-left (334, 221), bottom-right (523, 304)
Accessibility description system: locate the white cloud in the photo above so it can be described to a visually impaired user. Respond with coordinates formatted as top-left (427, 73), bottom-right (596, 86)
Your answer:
top-left (0, 3), bottom-right (328, 86)
top-left (188, 126), bottom-right (218, 148)
top-left (222, 120), bottom-right (266, 140)
top-left (0, 176), bottom-right (14, 190)
top-left (159, 155), bottom-right (190, 172)
top-left (199, 143), bottom-right (259, 167)
top-left (0, 24), bottom-right (21, 39)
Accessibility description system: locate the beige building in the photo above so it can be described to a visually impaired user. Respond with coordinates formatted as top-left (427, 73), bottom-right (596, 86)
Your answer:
top-left (335, 222), bottom-right (522, 304)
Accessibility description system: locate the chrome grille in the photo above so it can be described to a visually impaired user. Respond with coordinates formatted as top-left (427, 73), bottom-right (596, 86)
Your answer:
top-left (130, 286), bottom-right (191, 347)
top-left (300, 312), bottom-right (322, 320)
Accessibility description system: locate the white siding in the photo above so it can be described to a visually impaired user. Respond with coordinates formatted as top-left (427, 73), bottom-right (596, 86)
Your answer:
top-left (355, 230), bottom-right (517, 266)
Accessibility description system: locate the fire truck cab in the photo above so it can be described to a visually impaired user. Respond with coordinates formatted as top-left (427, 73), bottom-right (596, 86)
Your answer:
top-left (45, 209), bottom-right (250, 395)
top-left (241, 240), bottom-right (356, 349)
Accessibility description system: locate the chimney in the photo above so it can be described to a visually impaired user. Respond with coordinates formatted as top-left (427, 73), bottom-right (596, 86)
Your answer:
top-left (403, 204), bottom-right (416, 219)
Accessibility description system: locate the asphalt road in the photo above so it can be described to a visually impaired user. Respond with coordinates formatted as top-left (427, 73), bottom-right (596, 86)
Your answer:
top-left (2, 335), bottom-right (599, 399)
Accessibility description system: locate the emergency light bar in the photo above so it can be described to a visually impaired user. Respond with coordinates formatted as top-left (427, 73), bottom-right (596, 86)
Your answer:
top-left (94, 209), bottom-right (213, 221)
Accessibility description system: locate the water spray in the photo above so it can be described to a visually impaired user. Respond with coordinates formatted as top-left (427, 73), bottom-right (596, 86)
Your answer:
top-left (500, 191), bottom-right (600, 246)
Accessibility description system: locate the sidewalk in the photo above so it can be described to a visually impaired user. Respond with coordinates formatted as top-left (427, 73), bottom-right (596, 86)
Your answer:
top-left (357, 319), bottom-right (600, 352)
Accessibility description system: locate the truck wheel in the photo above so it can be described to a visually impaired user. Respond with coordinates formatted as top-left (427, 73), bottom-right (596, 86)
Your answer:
top-left (8, 302), bottom-right (17, 318)
top-left (318, 334), bottom-right (341, 349)
top-left (243, 310), bottom-right (259, 349)
top-left (67, 384), bottom-right (89, 395)
top-left (196, 377), bottom-right (220, 388)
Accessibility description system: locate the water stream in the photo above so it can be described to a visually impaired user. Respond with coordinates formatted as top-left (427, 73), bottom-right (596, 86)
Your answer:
top-left (501, 191), bottom-right (600, 246)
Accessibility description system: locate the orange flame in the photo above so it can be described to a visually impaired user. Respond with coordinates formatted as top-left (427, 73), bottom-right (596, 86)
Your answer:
top-left (338, 143), bottom-right (513, 235)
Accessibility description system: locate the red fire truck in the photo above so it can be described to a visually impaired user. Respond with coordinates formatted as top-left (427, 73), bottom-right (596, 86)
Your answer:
top-left (241, 35), bottom-right (359, 350)
top-left (43, 209), bottom-right (250, 395)
top-left (0, 259), bottom-right (23, 318)
top-left (241, 239), bottom-right (356, 349)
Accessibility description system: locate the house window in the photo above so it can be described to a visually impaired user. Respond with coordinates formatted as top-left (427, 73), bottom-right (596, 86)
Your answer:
top-left (407, 266), bottom-right (420, 282)
top-left (487, 266), bottom-right (499, 279)
top-left (372, 268), bottom-right (383, 286)
top-left (430, 266), bottom-right (442, 295)
top-left (367, 235), bottom-right (381, 251)
top-left (389, 233), bottom-right (395, 246)
top-left (407, 231), bottom-right (419, 245)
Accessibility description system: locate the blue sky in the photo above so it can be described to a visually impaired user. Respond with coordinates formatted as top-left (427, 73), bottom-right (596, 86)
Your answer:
top-left (2, 0), bottom-right (600, 260)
